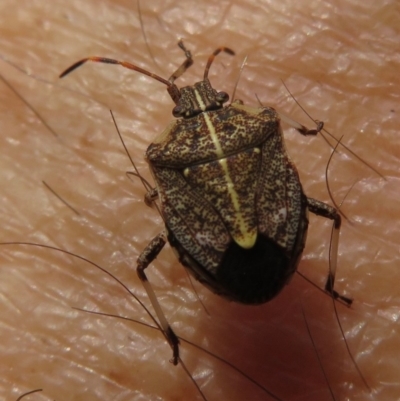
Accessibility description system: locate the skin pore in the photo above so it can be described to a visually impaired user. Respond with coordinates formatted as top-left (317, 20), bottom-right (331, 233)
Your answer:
top-left (0, 0), bottom-right (398, 400)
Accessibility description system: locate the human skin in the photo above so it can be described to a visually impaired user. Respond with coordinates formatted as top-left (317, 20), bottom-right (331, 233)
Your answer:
top-left (0, 0), bottom-right (399, 400)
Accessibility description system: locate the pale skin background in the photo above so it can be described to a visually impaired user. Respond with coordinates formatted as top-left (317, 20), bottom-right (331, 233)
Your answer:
top-left (0, 0), bottom-right (399, 400)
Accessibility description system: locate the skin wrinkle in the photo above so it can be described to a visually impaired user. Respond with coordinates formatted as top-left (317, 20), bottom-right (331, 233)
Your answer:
top-left (0, 0), bottom-right (399, 400)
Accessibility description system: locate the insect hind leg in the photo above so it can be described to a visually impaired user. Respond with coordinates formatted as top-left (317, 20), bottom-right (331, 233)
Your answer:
top-left (136, 230), bottom-right (180, 365)
top-left (307, 197), bottom-right (352, 305)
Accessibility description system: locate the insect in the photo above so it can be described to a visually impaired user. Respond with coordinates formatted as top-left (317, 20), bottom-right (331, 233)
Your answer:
top-left (59, 41), bottom-right (351, 365)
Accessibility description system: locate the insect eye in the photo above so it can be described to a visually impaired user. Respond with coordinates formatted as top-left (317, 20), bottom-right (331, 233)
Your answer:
top-left (172, 105), bottom-right (183, 117)
top-left (216, 91), bottom-right (229, 104)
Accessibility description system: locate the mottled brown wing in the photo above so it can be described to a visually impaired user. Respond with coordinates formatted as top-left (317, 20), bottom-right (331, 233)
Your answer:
top-left (151, 165), bottom-right (231, 275)
top-left (255, 117), bottom-right (308, 260)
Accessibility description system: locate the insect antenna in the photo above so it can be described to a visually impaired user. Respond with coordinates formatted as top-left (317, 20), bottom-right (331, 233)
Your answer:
top-left (58, 41), bottom-right (191, 105)
top-left (0, 53), bottom-right (115, 115)
top-left (59, 55), bottom-right (171, 86)
top-left (203, 46), bottom-right (235, 80)
top-left (167, 40), bottom-right (194, 83)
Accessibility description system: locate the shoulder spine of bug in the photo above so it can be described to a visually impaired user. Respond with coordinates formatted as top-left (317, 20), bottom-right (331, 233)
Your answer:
top-left (60, 41), bottom-right (348, 366)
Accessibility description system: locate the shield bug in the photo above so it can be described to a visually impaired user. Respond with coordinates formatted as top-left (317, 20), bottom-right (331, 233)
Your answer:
top-left (60, 41), bottom-right (349, 366)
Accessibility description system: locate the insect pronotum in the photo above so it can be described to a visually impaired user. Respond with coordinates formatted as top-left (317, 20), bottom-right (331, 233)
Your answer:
top-left (60, 41), bottom-right (351, 368)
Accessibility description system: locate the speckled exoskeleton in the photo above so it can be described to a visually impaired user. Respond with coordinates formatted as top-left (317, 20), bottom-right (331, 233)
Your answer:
top-left (60, 42), bottom-right (345, 365)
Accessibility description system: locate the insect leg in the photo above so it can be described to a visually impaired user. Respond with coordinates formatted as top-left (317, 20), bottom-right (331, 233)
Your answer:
top-left (144, 187), bottom-right (158, 206)
top-left (306, 198), bottom-right (352, 305)
top-left (278, 111), bottom-right (324, 136)
top-left (136, 230), bottom-right (180, 364)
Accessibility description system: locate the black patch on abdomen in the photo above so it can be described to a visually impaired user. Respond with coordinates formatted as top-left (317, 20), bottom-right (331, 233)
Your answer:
top-left (216, 235), bottom-right (290, 304)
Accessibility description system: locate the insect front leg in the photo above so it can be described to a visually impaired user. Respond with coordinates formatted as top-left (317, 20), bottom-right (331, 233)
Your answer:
top-left (125, 171), bottom-right (159, 207)
top-left (136, 230), bottom-right (180, 365)
top-left (307, 197), bottom-right (352, 305)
